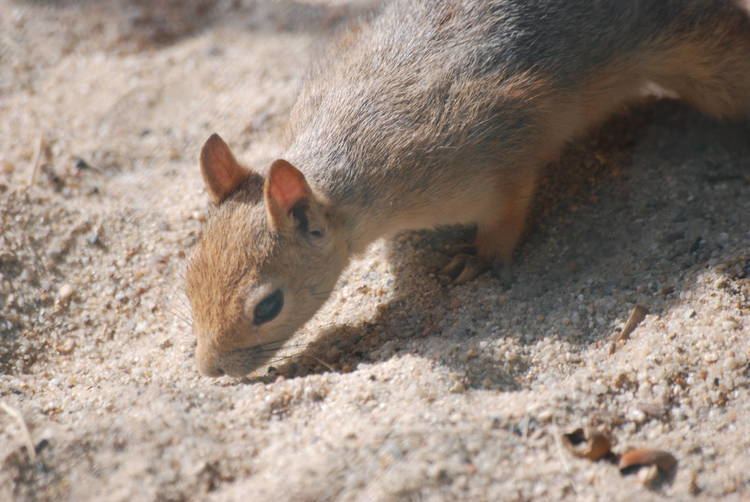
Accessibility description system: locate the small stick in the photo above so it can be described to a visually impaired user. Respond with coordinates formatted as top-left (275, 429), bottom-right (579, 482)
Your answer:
top-left (0, 401), bottom-right (36, 461)
top-left (304, 354), bottom-right (336, 372)
top-left (610, 305), bottom-right (648, 354)
top-left (28, 134), bottom-right (44, 186)
top-left (28, 133), bottom-right (44, 187)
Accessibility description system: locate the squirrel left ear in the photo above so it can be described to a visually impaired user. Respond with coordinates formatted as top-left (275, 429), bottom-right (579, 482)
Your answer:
top-left (200, 134), bottom-right (251, 204)
top-left (264, 159), bottom-right (312, 230)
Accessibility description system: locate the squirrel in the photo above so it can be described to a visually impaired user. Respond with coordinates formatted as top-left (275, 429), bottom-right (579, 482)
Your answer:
top-left (186, 0), bottom-right (750, 377)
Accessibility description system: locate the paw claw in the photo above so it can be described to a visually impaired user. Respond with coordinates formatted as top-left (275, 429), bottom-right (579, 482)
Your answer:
top-left (454, 258), bottom-right (487, 284)
top-left (440, 253), bottom-right (488, 284)
top-left (441, 253), bottom-right (469, 277)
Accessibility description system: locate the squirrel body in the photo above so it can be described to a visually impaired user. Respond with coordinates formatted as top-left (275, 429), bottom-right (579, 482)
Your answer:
top-left (187, 0), bottom-right (750, 377)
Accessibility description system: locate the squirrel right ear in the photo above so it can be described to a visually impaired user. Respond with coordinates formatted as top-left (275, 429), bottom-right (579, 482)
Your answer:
top-left (200, 134), bottom-right (251, 204)
top-left (264, 159), bottom-right (313, 231)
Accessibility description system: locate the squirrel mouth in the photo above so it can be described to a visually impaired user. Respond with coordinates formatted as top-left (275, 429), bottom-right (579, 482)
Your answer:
top-left (219, 346), bottom-right (274, 377)
top-left (219, 338), bottom-right (296, 377)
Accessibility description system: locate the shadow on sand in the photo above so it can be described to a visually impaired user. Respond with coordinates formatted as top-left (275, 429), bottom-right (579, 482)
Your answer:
top-left (248, 102), bottom-right (750, 390)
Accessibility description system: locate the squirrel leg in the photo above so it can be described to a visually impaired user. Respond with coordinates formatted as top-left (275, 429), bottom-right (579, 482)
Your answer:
top-left (441, 173), bottom-right (537, 285)
top-left (476, 173), bottom-right (537, 266)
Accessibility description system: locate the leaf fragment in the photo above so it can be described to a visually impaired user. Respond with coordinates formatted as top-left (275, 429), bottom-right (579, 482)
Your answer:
top-left (561, 427), bottom-right (613, 461)
top-left (619, 448), bottom-right (678, 487)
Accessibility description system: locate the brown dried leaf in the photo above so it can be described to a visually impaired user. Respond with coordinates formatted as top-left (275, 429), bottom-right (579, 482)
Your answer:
top-left (561, 427), bottom-right (613, 461)
top-left (619, 448), bottom-right (678, 487)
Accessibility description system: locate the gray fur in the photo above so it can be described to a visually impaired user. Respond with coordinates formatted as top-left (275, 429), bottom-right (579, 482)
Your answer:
top-left (285, 0), bottom-right (749, 240)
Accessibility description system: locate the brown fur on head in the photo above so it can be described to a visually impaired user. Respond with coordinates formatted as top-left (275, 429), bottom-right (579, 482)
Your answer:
top-left (185, 134), bottom-right (350, 377)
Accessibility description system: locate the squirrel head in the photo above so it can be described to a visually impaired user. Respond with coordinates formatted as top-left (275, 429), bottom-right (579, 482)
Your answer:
top-left (185, 134), bottom-right (349, 377)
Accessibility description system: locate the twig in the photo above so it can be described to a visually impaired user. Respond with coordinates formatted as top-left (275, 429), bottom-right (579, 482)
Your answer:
top-left (609, 305), bottom-right (648, 354)
top-left (28, 133), bottom-right (44, 187)
top-left (1, 401), bottom-right (36, 461)
top-left (304, 354), bottom-right (336, 372)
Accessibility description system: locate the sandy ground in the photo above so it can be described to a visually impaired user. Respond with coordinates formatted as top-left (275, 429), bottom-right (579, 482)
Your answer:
top-left (1, 1), bottom-right (750, 501)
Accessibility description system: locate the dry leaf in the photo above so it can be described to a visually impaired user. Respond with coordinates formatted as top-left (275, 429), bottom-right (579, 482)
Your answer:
top-left (619, 448), bottom-right (678, 487)
top-left (561, 427), bottom-right (613, 461)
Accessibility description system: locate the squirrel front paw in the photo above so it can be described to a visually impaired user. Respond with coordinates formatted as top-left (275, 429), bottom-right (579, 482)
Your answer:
top-left (439, 242), bottom-right (516, 286)
top-left (440, 247), bottom-right (489, 284)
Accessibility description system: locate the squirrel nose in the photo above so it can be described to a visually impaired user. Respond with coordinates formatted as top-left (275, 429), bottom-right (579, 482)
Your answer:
top-left (198, 358), bottom-right (225, 377)
top-left (208, 366), bottom-right (225, 377)
top-left (196, 345), bottom-right (225, 377)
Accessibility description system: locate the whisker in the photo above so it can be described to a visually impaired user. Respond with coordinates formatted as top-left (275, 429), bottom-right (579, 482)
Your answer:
top-left (238, 342), bottom-right (312, 356)
top-left (303, 354), bottom-right (336, 372)
top-left (166, 306), bottom-right (192, 327)
top-left (167, 294), bottom-right (191, 311)
top-left (166, 301), bottom-right (189, 314)
top-left (255, 344), bottom-right (310, 354)
top-left (166, 306), bottom-right (189, 319)
top-left (259, 352), bottom-right (337, 373)
top-left (170, 306), bottom-right (191, 320)
top-left (260, 354), bottom-right (302, 365)
top-left (257, 338), bottom-right (308, 348)
top-left (258, 340), bottom-right (312, 350)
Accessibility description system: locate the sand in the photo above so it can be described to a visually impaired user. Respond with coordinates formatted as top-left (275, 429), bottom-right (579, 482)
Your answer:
top-left (1, 1), bottom-right (749, 501)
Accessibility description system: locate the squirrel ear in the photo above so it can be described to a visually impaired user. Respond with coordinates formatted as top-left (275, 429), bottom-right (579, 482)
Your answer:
top-left (200, 133), bottom-right (251, 204)
top-left (264, 159), bottom-right (312, 230)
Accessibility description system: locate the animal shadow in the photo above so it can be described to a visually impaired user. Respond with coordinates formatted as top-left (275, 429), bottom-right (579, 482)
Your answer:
top-left (257, 102), bottom-right (750, 391)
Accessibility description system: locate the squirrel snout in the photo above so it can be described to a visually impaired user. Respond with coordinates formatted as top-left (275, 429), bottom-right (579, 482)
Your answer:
top-left (198, 360), bottom-right (225, 378)
top-left (196, 344), bottom-right (225, 377)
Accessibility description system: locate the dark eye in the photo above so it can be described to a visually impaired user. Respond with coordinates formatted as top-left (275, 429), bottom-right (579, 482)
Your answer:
top-left (253, 289), bottom-right (284, 325)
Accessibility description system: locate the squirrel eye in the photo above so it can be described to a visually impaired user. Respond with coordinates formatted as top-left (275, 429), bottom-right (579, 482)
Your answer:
top-left (253, 289), bottom-right (284, 325)
top-left (310, 229), bottom-right (324, 238)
